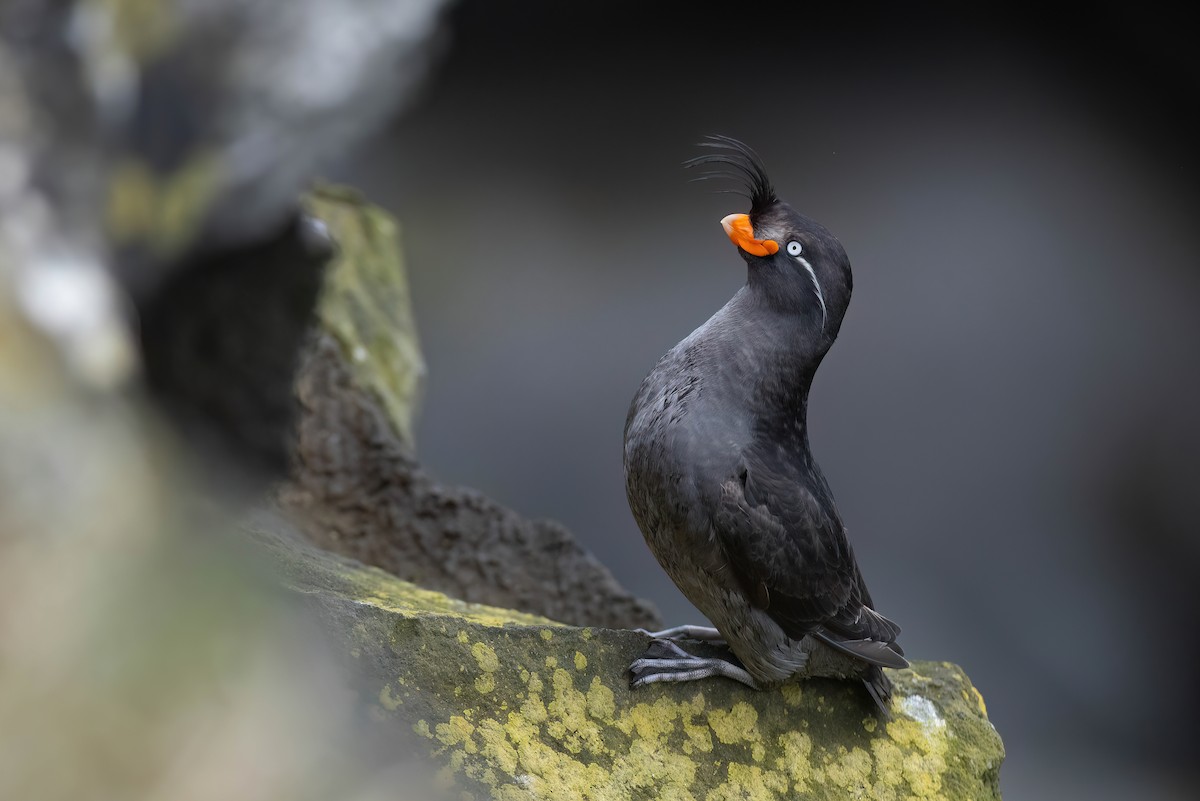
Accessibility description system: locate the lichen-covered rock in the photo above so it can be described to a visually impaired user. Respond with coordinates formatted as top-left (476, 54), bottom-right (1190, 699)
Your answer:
top-left (259, 524), bottom-right (1004, 801)
top-left (302, 185), bottom-right (426, 447)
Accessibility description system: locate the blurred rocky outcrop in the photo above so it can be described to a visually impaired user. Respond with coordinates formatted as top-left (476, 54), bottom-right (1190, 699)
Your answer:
top-left (1, 0), bottom-right (450, 472)
top-left (0, 204), bottom-right (417, 801)
top-left (2, 0), bottom-right (450, 283)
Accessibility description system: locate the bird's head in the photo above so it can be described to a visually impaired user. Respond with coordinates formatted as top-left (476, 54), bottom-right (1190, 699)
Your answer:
top-left (687, 136), bottom-right (852, 340)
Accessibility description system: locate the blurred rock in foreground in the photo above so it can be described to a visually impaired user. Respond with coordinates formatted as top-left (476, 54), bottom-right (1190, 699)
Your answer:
top-left (255, 519), bottom-right (1006, 801)
top-left (0, 275), bottom-right (431, 801)
top-left (1, 0), bottom-right (451, 478)
top-left (1, 0), bottom-right (452, 291)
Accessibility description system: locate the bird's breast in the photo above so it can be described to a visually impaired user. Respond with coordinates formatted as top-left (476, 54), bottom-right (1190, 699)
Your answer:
top-left (626, 367), bottom-right (750, 496)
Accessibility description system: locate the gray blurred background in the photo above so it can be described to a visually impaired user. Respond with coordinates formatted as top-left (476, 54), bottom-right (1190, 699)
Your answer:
top-left (335, 3), bottom-right (1199, 799)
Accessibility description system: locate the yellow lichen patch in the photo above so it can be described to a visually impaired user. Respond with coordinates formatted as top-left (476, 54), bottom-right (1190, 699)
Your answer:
top-left (885, 712), bottom-right (950, 798)
top-left (779, 682), bottom-right (803, 707)
top-left (822, 745), bottom-right (873, 792)
top-left (682, 693), bottom-right (706, 718)
top-left (472, 642), bottom-right (500, 673)
top-left (611, 736), bottom-right (699, 797)
top-left (967, 684), bottom-right (988, 717)
top-left (468, 641), bottom-right (500, 694)
top-left (683, 696), bottom-right (710, 742)
top-left (518, 672), bottom-right (547, 722)
top-left (870, 737), bottom-right (905, 786)
top-left (574, 651), bottom-right (588, 671)
top-left (683, 718), bottom-right (713, 756)
top-left (585, 676), bottom-right (615, 720)
top-left (707, 701), bottom-right (761, 746)
top-left (458, 630), bottom-right (469, 644)
top-left (285, 544), bottom-right (556, 628)
top-left (539, 629), bottom-right (554, 642)
top-left (436, 716), bottom-right (477, 753)
top-left (545, 668), bottom-right (607, 755)
top-left (474, 718), bottom-right (519, 776)
top-left (774, 731), bottom-right (813, 793)
top-left (708, 763), bottom-right (789, 801)
top-left (862, 716), bottom-right (877, 733)
top-left (491, 787), bottom-right (530, 801)
top-left (619, 695), bottom-right (689, 743)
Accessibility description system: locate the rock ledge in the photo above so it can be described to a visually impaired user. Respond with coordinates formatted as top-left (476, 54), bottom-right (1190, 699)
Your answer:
top-left (258, 526), bottom-right (1004, 801)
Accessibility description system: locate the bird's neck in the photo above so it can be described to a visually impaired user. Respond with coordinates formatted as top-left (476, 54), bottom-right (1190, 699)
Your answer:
top-left (724, 288), bottom-right (823, 440)
top-left (752, 364), bottom-right (815, 449)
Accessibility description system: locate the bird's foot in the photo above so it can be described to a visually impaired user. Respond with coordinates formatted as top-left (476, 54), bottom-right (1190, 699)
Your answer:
top-left (628, 638), bottom-right (757, 689)
top-left (633, 624), bottom-right (726, 644)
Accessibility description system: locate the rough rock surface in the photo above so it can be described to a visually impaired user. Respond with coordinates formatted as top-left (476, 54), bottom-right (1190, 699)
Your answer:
top-left (139, 213), bottom-right (333, 477)
top-left (280, 187), bottom-right (661, 631)
top-left (258, 524), bottom-right (1005, 801)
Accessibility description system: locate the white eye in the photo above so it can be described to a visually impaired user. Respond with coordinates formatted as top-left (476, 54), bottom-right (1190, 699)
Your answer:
top-left (786, 241), bottom-right (803, 256)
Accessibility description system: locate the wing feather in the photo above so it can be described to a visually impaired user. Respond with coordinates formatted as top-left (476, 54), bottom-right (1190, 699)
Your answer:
top-left (711, 445), bottom-right (906, 670)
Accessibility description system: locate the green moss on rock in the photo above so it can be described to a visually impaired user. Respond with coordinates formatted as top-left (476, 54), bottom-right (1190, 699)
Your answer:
top-left (259, 527), bottom-right (1004, 800)
top-left (303, 185), bottom-right (425, 446)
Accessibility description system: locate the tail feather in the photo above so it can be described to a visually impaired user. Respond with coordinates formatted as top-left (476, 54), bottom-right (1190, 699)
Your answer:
top-left (814, 630), bottom-right (909, 669)
top-left (814, 603), bottom-right (906, 714)
top-left (862, 665), bottom-right (894, 715)
top-left (855, 605), bottom-right (903, 644)
top-left (815, 603), bottom-right (908, 670)
top-left (821, 605), bottom-right (902, 645)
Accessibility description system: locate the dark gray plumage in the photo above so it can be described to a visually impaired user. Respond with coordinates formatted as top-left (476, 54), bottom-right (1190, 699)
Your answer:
top-left (624, 137), bottom-right (906, 710)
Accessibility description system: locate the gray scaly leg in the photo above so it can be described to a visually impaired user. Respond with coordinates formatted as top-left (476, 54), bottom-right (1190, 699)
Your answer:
top-left (633, 624), bottom-right (726, 644)
top-left (628, 638), bottom-right (757, 689)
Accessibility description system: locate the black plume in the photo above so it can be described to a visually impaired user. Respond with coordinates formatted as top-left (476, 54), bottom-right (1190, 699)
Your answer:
top-left (684, 135), bottom-right (778, 216)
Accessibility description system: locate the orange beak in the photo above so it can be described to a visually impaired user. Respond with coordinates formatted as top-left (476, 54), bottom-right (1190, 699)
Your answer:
top-left (720, 213), bottom-right (779, 257)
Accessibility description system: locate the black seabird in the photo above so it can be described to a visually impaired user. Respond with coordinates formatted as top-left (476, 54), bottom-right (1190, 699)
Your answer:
top-left (623, 136), bottom-right (907, 710)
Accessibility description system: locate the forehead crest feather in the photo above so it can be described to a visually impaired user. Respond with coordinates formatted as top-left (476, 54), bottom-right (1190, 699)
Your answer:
top-left (684, 135), bottom-right (778, 217)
